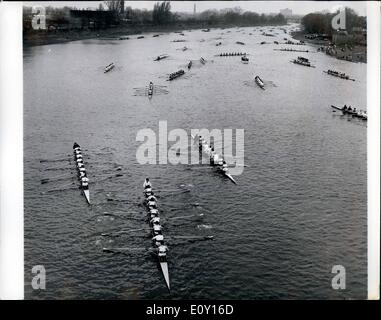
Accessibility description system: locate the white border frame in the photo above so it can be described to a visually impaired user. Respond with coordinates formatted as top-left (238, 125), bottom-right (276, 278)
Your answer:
top-left (0, 1), bottom-right (379, 300)
top-left (366, 1), bottom-right (380, 300)
top-left (0, 2), bottom-right (24, 300)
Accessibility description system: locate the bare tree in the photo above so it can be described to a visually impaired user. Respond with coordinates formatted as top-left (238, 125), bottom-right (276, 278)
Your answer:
top-left (104, 1), bottom-right (124, 15)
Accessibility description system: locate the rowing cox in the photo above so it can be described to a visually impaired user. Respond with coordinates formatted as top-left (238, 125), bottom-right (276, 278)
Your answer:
top-left (191, 135), bottom-right (237, 184)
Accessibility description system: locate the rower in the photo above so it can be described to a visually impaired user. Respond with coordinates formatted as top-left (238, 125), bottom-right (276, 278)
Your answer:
top-left (211, 153), bottom-right (219, 166)
top-left (147, 200), bottom-right (157, 209)
top-left (150, 208), bottom-right (159, 216)
top-left (158, 244), bottom-right (168, 256)
top-left (348, 106), bottom-right (352, 111)
top-left (147, 194), bottom-right (157, 202)
top-left (81, 176), bottom-right (89, 189)
top-left (343, 105), bottom-right (347, 110)
top-left (152, 234), bottom-right (164, 247)
top-left (144, 188), bottom-right (153, 197)
top-left (221, 160), bottom-right (228, 172)
top-left (150, 216), bottom-right (160, 225)
top-left (353, 107), bottom-right (357, 113)
top-left (152, 224), bottom-right (162, 235)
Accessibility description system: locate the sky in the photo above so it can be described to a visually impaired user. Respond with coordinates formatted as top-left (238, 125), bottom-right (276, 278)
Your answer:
top-left (28, 1), bottom-right (367, 16)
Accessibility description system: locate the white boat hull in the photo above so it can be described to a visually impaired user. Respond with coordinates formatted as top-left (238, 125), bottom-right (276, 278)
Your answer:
top-left (160, 261), bottom-right (170, 290)
top-left (83, 189), bottom-right (90, 204)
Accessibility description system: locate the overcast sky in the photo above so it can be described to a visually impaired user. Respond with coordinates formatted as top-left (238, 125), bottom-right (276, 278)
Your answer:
top-left (29, 1), bottom-right (367, 16)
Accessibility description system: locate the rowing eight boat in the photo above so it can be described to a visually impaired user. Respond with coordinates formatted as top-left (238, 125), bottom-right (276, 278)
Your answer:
top-left (191, 135), bottom-right (237, 184)
top-left (143, 179), bottom-right (170, 290)
top-left (73, 143), bottom-right (90, 204)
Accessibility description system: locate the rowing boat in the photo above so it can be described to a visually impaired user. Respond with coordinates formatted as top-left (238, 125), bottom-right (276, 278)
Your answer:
top-left (73, 143), bottom-right (90, 204)
top-left (154, 54), bottom-right (169, 61)
top-left (191, 135), bottom-right (237, 184)
top-left (331, 105), bottom-right (367, 120)
top-left (255, 76), bottom-right (265, 89)
top-left (148, 82), bottom-right (154, 97)
top-left (241, 56), bottom-right (249, 64)
top-left (143, 179), bottom-right (170, 290)
top-left (324, 71), bottom-right (354, 81)
top-left (291, 58), bottom-right (314, 67)
top-left (104, 63), bottom-right (114, 73)
top-left (168, 69), bottom-right (185, 81)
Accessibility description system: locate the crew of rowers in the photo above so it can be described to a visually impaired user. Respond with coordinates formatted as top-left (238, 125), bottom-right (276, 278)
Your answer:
top-left (297, 56), bottom-right (309, 62)
top-left (294, 56), bottom-right (311, 66)
top-left (196, 135), bottom-right (229, 174)
top-left (327, 70), bottom-right (349, 79)
top-left (241, 55), bottom-right (249, 62)
top-left (342, 105), bottom-right (367, 118)
top-left (143, 178), bottom-right (168, 258)
top-left (148, 82), bottom-right (154, 95)
top-left (169, 69), bottom-right (185, 80)
top-left (219, 52), bottom-right (246, 56)
top-left (73, 142), bottom-right (89, 190)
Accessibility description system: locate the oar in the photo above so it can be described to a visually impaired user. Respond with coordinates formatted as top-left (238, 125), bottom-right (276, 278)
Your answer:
top-left (170, 213), bottom-right (205, 221)
top-left (170, 235), bottom-right (214, 240)
top-left (40, 156), bottom-right (71, 163)
top-left (41, 171), bottom-right (75, 184)
top-left (101, 227), bottom-right (151, 237)
top-left (103, 247), bottom-right (150, 254)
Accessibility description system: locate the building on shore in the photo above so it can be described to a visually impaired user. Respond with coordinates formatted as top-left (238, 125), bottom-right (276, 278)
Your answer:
top-left (69, 10), bottom-right (116, 29)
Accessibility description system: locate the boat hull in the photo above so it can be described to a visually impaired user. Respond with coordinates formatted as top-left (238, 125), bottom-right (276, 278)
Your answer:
top-left (159, 259), bottom-right (170, 290)
top-left (83, 189), bottom-right (90, 204)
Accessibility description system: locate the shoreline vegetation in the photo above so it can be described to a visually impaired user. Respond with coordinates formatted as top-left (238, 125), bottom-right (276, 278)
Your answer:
top-left (23, 1), bottom-right (287, 47)
top-left (23, 22), bottom-right (288, 47)
top-left (23, 2), bottom-right (366, 63)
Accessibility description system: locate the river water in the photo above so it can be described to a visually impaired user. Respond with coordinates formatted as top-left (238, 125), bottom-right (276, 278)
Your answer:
top-left (24, 24), bottom-right (367, 299)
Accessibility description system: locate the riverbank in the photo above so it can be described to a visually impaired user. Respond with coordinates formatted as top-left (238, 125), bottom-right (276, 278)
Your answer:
top-left (291, 30), bottom-right (367, 63)
top-left (23, 22), bottom-right (287, 47)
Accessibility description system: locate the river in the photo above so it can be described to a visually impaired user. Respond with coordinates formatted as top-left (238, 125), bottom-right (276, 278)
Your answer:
top-left (23, 24), bottom-right (367, 299)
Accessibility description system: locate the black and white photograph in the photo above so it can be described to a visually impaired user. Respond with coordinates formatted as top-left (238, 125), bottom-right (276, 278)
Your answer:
top-left (0, 0), bottom-right (380, 303)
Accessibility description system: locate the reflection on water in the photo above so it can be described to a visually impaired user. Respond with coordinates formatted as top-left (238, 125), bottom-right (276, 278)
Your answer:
top-left (24, 24), bottom-right (367, 299)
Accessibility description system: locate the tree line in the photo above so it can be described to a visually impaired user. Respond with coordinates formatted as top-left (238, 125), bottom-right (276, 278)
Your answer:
top-left (301, 8), bottom-right (366, 35)
top-left (23, 1), bottom-right (287, 31)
